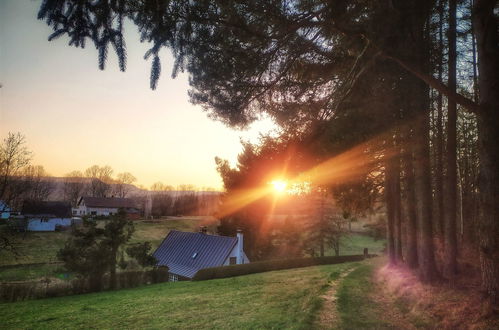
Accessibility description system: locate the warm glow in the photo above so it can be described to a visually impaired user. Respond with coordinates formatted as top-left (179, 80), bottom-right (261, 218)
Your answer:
top-left (270, 180), bottom-right (288, 193)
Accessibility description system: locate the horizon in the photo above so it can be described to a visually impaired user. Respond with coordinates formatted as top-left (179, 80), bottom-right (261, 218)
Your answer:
top-left (0, 0), bottom-right (276, 190)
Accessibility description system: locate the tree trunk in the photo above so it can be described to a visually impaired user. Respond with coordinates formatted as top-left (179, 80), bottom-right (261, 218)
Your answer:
top-left (413, 106), bottom-right (439, 282)
top-left (401, 0), bottom-right (439, 282)
top-left (473, 0), bottom-right (499, 305)
top-left (444, 0), bottom-right (458, 277)
top-left (402, 127), bottom-right (419, 268)
top-left (385, 151), bottom-right (397, 265)
top-left (435, 0), bottom-right (445, 238)
top-left (394, 135), bottom-right (403, 262)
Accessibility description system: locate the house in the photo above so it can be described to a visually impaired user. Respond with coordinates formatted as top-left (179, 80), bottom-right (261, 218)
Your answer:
top-left (72, 196), bottom-right (141, 219)
top-left (21, 201), bottom-right (74, 231)
top-left (153, 229), bottom-right (250, 281)
top-left (0, 200), bottom-right (11, 220)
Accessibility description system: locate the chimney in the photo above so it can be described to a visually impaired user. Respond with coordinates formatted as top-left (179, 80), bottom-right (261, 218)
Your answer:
top-left (236, 229), bottom-right (244, 264)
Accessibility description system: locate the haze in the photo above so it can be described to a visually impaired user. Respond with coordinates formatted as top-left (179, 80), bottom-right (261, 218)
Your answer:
top-left (0, 0), bottom-right (275, 190)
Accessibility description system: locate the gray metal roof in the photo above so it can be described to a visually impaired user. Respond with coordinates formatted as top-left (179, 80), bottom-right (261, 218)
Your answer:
top-left (153, 230), bottom-right (237, 279)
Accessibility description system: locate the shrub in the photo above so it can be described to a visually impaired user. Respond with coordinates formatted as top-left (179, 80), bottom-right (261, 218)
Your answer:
top-left (192, 255), bottom-right (365, 281)
top-left (0, 267), bottom-right (169, 302)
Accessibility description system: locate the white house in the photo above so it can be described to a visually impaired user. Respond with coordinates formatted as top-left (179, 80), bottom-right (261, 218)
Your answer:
top-left (0, 200), bottom-right (11, 220)
top-left (72, 196), bottom-right (141, 219)
top-left (153, 229), bottom-right (250, 281)
top-left (21, 201), bottom-right (74, 231)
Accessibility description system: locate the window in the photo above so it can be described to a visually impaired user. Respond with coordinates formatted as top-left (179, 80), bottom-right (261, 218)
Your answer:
top-left (91, 211), bottom-right (97, 215)
top-left (229, 257), bottom-right (237, 265)
top-left (169, 274), bottom-right (179, 282)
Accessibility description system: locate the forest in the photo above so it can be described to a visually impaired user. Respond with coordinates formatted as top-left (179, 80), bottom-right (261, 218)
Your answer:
top-left (34, 0), bottom-right (498, 306)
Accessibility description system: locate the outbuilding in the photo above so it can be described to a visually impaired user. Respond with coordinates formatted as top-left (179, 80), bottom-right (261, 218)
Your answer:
top-left (21, 201), bottom-right (73, 231)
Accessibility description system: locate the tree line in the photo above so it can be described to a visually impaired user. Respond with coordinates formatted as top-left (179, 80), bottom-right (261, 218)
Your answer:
top-left (36, 0), bottom-right (498, 304)
top-left (62, 165), bottom-right (137, 206)
top-left (0, 133), bottom-right (138, 209)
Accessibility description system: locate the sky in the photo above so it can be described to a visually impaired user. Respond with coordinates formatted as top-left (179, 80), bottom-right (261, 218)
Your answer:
top-left (0, 0), bottom-right (276, 190)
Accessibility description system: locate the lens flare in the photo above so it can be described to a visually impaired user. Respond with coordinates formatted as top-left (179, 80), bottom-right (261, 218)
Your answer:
top-left (270, 180), bottom-right (287, 193)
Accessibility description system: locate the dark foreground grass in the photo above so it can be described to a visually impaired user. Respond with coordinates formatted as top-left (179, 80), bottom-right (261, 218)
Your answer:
top-left (336, 260), bottom-right (391, 329)
top-left (0, 262), bottom-right (359, 329)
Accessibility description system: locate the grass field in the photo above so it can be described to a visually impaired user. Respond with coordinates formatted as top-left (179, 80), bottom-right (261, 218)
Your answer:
top-left (0, 216), bottom-right (384, 282)
top-left (337, 233), bottom-right (385, 256)
top-left (0, 262), bottom-right (361, 329)
top-left (0, 217), bottom-right (217, 281)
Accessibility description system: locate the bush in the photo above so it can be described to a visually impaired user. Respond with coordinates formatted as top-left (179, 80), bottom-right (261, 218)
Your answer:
top-left (0, 267), bottom-right (170, 302)
top-left (192, 255), bottom-right (365, 281)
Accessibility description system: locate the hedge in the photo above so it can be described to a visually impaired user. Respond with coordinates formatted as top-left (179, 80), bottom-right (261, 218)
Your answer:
top-left (0, 267), bottom-right (169, 303)
top-left (192, 255), bottom-right (365, 281)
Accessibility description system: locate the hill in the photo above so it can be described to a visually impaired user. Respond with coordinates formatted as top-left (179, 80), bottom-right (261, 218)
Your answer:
top-left (0, 261), bottom-right (361, 329)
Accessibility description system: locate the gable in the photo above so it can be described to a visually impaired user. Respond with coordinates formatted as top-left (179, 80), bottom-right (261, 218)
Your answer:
top-left (153, 230), bottom-right (237, 279)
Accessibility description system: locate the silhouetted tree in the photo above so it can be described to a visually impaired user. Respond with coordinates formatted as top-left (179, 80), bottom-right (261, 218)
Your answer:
top-left (58, 209), bottom-right (145, 291)
top-left (0, 132), bottom-right (32, 206)
top-left (113, 172), bottom-right (137, 198)
top-left (63, 170), bottom-right (87, 207)
top-left (37, 0), bottom-right (498, 302)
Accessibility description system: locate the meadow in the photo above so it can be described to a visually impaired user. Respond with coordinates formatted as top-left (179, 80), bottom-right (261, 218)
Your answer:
top-left (0, 216), bottom-right (383, 282)
top-left (1, 261), bottom-right (368, 329)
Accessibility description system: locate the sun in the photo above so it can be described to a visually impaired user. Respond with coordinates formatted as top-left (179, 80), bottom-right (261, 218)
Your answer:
top-left (270, 179), bottom-right (288, 193)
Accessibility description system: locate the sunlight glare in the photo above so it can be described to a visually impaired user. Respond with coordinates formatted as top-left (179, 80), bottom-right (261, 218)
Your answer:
top-left (270, 180), bottom-right (288, 193)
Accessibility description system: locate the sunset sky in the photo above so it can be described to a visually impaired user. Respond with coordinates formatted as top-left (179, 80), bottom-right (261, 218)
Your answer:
top-left (0, 0), bottom-right (276, 190)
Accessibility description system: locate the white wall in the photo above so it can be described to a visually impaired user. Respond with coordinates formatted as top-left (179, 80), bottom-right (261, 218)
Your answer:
top-left (27, 218), bottom-right (72, 231)
top-left (223, 245), bottom-right (250, 265)
top-left (72, 205), bottom-right (119, 216)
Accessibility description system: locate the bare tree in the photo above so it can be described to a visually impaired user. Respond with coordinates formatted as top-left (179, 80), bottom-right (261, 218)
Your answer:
top-left (113, 172), bottom-right (137, 198)
top-left (0, 132), bottom-right (32, 207)
top-left (150, 182), bottom-right (173, 191)
top-left (21, 165), bottom-right (54, 201)
top-left (63, 170), bottom-right (86, 207)
top-left (84, 165), bottom-right (113, 197)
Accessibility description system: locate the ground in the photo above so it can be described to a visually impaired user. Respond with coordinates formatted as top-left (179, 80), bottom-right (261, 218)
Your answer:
top-left (0, 216), bottom-right (384, 281)
top-left (1, 262), bottom-right (357, 329)
top-left (1, 257), bottom-right (497, 329)
top-left (0, 216), bottom-right (218, 281)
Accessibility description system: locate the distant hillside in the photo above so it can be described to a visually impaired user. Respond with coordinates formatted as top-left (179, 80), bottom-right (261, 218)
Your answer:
top-left (44, 177), bottom-right (222, 201)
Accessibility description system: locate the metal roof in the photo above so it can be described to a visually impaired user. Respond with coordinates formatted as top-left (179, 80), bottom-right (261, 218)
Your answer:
top-left (153, 230), bottom-right (238, 279)
top-left (22, 201), bottom-right (72, 218)
top-left (79, 197), bottom-right (138, 209)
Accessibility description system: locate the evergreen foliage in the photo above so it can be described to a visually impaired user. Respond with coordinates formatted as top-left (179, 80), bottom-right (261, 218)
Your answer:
top-left (37, 0), bottom-right (499, 304)
top-left (57, 209), bottom-right (156, 290)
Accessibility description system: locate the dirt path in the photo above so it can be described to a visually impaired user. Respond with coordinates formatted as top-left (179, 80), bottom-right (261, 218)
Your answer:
top-left (316, 267), bottom-right (357, 329)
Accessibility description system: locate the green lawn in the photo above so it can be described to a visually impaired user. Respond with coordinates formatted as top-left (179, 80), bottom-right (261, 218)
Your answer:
top-left (0, 218), bottom-right (383, 282)
top-left (336, 261), bottom-right (391, 329)
top-left (0, 262), bottom-right (360, 329)
top-left (0, 217), bottom-right (217, 281)
top-left (337, 233), bottom-right (385, 256)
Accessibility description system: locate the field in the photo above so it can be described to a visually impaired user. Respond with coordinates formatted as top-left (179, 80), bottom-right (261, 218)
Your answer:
top-left (1, 261), bottom-right (364, 329)
top-left (0, 216), bottom-right (217, 281)
top-left (0, 216), bottom-right (383, 281)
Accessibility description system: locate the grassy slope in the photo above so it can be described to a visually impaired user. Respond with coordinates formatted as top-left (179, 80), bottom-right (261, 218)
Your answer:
top-left (337, 233), bottom-right (385, 256)
top-left (336, 260), bottom-right (392, 329)
top-left (0, 217), bottom-right (216, 281)
top-left (1, 262), bottom-right (359, 329)
top-left (0, 215), bottom-right (383, 281)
